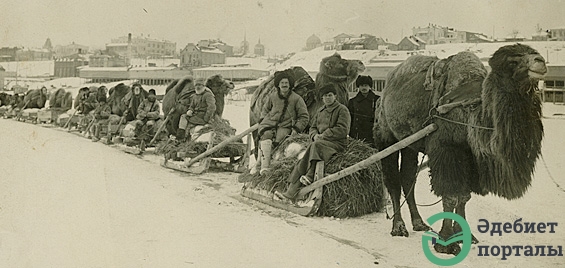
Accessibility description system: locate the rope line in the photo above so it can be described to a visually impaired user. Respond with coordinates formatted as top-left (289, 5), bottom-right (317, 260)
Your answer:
top-left (541, 154), bottom-right (565, 193)
top-left (432, 114), bottom-right (494, 130)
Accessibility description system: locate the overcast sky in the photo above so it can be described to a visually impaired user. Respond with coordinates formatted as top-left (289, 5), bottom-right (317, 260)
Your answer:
top-left (1, 0), bottom-right (564, 55)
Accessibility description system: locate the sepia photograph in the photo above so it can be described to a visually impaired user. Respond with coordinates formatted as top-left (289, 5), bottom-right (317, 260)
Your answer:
top-left (1, 0), bottom-right (564, 267)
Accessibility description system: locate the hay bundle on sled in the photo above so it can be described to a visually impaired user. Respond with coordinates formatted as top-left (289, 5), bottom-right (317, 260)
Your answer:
top-left (240, 134), bottom-right (385, 218)
top-left (156, 117), bottom-right (247, 159)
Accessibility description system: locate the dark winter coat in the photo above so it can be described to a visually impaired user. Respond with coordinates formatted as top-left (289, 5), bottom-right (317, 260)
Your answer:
top-left (305, 100), bottom-right (351, 163)
top-left (259, 90), bottom-right (309, 136)
top-left (136, 99), bottom-right (161, 121)
top-left (347, 90), bottom-right (379, 144)
top-left (189, 88), bottom-right (216, 123)
top-left (93, 102), bottom-right (112, 120)
top-left (82, 94), bottom-right (98, 115)
top-left (123, 92), bottom-right (145, 120)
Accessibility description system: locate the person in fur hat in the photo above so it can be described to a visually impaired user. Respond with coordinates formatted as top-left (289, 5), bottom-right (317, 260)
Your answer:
top-left (133, 89), bottom-right (161, 138)
top-left (252, 70), bottom-right (309, 175)
top-left (348, 75), bottom-right (379, 146)
top-left (275, 84), bottom-right (350, 202)
top-left (176, 78), bottom-right (216, 142)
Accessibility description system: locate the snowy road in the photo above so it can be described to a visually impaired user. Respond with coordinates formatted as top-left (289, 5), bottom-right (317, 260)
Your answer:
top-left (0, 102), bottom-right (564, 268)
top-left (0, 119), bottom-right (378, 267)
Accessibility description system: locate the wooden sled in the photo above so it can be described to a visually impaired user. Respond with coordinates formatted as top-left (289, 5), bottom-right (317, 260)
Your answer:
top-left (37, 109), bottom-right (67, 126)
top-left (161, 132), bottom-right (215, 174)
top-left (240, 161), bottom-right (324, 216)
top-left (116, 137), bottom-right (146, 155)
top-left (240, 124), bottom-right (438, 216)
top-left (161, 124), bottom-right (258, 174)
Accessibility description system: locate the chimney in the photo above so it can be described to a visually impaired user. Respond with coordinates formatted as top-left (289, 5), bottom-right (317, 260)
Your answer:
top-left (127, 33), bottom-right (132, 66)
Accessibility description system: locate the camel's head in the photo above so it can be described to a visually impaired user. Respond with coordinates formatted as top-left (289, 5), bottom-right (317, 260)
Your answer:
top-left (489, 44), bottom-right (547, 82)
top-left (206, 74), bottom-right (233, 93)
top-left (320, 53), bottom-right (366, 81)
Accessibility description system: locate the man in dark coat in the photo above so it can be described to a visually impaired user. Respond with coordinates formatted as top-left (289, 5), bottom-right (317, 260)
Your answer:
top-left (176, 78), bottom-right (216, 142)
top-left (276, 84), bottom-right (350, 202)
top-left (348, 75), bottom-right (379, 146)
top-left (133, 89), bottom-right (161, 138)
top-left (90, 94), bottom-right (112, 142)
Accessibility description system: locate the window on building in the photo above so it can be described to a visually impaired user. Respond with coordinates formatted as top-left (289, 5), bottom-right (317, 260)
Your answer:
top-left (374, 80), bottom-right (386, 92)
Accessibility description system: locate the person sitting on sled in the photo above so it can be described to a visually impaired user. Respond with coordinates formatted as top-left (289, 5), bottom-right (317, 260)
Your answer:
top-left (89, 94), bottom-right (112, 142)
top-left (275, 84), bottom-right (350, 202)
top-left (132, 89), bottom-right (161, 139)
top-left (176, 78), bottom-right (216, 142)
top-left (253, 70), bottom-right (309, 175)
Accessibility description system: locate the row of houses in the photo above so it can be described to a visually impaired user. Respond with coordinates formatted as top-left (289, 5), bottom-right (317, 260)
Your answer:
top-left (305, 25), bottom-right (565, 52)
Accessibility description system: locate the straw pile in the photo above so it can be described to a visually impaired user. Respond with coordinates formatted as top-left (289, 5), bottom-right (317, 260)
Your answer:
top-left (156, 118), bottom-right (246, 158)
top-left (241, 134), bottom-right (385, 218)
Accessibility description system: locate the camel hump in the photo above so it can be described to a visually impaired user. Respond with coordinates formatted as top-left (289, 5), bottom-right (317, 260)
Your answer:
top-left (425, 52), bottom-right (487, 109)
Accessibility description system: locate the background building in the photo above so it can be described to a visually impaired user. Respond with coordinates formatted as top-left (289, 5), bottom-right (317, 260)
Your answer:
top-left (54, 54), bottom-right (88, 77)
top-left (254, 39), bottom-right (265, 56)
top-left (549, 27), bottom-right (565, 41)
top-left (198, 39), bottom-right (234, 57)
top-left (412, 23), bottom-right (492, 44)
top-left (180, 43), bottom-right (225, 67)
top-left (109, 33), bottom-right (176, 59)
top-left (0, 47), bottom-right (18, 62)
top-left (305, 34), bottom-right (322, 51)
top-left (54, 42), bottom-right (89, 58)
top-left (397, 36), bottom-right (426, 51)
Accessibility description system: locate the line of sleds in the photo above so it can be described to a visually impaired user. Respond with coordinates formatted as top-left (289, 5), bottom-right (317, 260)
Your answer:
top-left (0, 83), bottom-right (251, 176)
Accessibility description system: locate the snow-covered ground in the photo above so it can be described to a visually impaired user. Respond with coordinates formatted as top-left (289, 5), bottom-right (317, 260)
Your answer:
top-left (0, 101), bottom-right (563, 267)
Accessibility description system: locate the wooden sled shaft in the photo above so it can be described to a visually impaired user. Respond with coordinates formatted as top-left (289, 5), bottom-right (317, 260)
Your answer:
top-left (296, 123), bottom-right (438, 199)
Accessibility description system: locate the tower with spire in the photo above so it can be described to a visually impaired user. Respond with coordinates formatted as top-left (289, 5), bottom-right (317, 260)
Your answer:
top-left (254, 38), bottom-right (265, 56)
top-left (240, 31), bottom-right (249, 56)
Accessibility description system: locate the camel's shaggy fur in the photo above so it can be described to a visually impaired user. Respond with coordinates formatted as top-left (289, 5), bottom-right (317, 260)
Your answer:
top-left (375, 44), bottom-right (547, 252)
top-left (23, 88), bottom-right (48, 109)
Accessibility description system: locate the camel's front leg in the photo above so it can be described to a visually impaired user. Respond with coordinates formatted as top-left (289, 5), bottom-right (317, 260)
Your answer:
top-left (453, 193), bottom-right (479, 244)
top-left (434, 195), bottom-right (461, 255)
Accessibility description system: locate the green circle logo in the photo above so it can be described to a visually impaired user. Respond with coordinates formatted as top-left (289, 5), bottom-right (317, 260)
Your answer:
top-left (421, 212), bottom-right (472, 266)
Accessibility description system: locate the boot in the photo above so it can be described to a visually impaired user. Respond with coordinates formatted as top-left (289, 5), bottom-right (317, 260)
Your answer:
top-left (176, 128), bottom-right (186, 142)
top-left (92, 125), bottom-right (100, 142)
top-left (259, 140), bottom-right (273, 175)
top-left (281, 181), bottom-right (302, 201)
top-left (250, 148), bottom-right (263, 175)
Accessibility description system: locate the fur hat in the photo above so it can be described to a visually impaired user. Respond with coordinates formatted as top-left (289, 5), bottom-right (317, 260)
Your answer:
top-left (195, 78), bottom-right (206, 86)
top-left (356, 75), bottom-right (373, 87)
top-left (148, 89), bottom-right (156, 96)
top-left (319, 84), bottom-right (337, 96)
top-left (274, 70), bottom-right (295, 90)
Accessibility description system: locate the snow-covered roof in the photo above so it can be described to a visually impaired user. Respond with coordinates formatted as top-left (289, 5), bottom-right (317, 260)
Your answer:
top-left (106, 43), bottom-right (129, 47)
top-left (193, 66), bottom-right (268, 71)
top-left (200, 48), bottom-right (224, 54)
